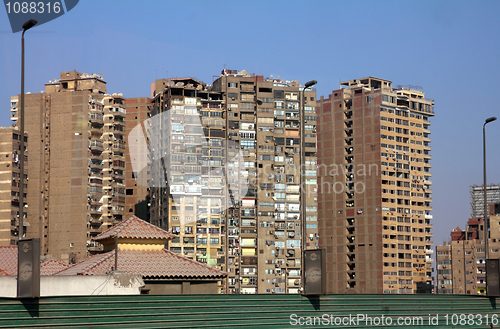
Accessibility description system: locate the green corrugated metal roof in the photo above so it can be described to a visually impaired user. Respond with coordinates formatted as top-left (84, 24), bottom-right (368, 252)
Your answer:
top-left (0, 294), bottom-right (498, 328)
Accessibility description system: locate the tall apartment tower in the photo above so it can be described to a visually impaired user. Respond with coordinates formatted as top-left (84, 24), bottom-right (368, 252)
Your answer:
top-left (0, 127), bottom-right (28, 245)
top-left (147, 77), bottom-right (227, 293)
top-left (317, 77), bottom-right (434, 294)
top-left (124, 97), bottom-right (151, 222)
top-left (470, 184), bottom-right (500, 219)
top-left (11, 70), bottom-right (126, 263)
top-left (436, 204), bottom-right (500, 295)
top-left (147, 70), bottom-right (318, 294)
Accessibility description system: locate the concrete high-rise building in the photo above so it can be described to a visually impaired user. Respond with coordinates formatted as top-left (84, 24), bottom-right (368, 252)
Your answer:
top-left (436, 204), bottom-right (500, 295)
top-left (146, 70), bottom-right (318, 294)
top-left (470, 184), bottom-right (500, 219)
top-left (317, 77), bottom-right (434, 294)
top-left (0, 127), bottom-right (28, 245)
top-left (147, 77), bottom-right (227, 293)
top-left (124, 97), bottom-right (151, 222)
top-left (11, 70), bottom-right (126, 263)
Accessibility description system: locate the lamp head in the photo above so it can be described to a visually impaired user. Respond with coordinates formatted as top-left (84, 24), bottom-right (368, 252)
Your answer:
top-left (22, 19), bottom-right (37, 31)
top-left (485, 117), bottom-right (497, 124)
top-left (304, 80), bottom-right (317, 89)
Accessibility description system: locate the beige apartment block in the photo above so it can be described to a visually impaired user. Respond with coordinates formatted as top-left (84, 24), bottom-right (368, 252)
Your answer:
top-left (0, 127), bottom-right (28, 245)
top-left (317, 77), bottom-right (434, 294)
top-left (148, 70), bottom-right (318, 294)
top-left (436, 204), bottom-right (500, 295)
top-left (11, 71), bottom-right (126, 263)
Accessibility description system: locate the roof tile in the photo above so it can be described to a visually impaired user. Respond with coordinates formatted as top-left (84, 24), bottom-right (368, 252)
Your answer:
top-left (93, 215), bottom-right (176, 241)
top-left (40, 259), bottom-right (69, 276)
top-left (0, 246), bottom-right (18, 276)
top-left (0, 246), bottom-right (69, 276)
top-left (56, 249), bottom-right (227, 279)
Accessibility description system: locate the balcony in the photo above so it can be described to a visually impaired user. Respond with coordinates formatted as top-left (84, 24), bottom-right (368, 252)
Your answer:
top-left (89, 140), bottom-right (104, 152)
top-left (113, 126), bottom-right (124, 135)
top-left (113, 119), bottom-right (125, 127)
top-left (89, 126), bottom-right (102, 135)
top-left (89, 114), bottom-right (103, 125)
top-left (89, 207), bottom-right (102, 215)
top-left (112, 142), bottom-right (126, 151)
top-left (112, 107), bottom-right (126, 118)
top-left (112, 172), bottom-right (125, 181)
top-left (89, 160), bottom-right (103, 169)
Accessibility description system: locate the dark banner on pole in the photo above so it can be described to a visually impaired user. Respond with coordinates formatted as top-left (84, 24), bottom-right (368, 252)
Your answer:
top-left (304, 249), bottom-right (325, 295)
top-left (17, 238), bottom-right (40, 298)
top-left (3, 0), bottom-right (79, 33)
top-left (487, 259), bottom-right (500, 297)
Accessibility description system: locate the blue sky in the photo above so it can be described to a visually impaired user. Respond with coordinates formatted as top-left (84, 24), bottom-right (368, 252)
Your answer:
top-left (1, 0), bottom-right (499, 246)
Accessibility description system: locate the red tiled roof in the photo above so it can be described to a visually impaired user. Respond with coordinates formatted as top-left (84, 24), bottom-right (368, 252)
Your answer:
top-left (56, 249), bottom-right (227, 279)
top-left (0, 268), bottom-right (11, 276)
top-left (0, 246), bottom-right (18, 276)
top-left (0, 246), bottom-right (69, 276)
top-left (93, 215), bottom-right (176, 241)
top-left (40, 259), bottom-right (69, 276)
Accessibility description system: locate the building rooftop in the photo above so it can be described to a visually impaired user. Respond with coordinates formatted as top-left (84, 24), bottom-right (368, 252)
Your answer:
top-left (93, 215), bottom-right (176, 241)
top-left (40, 259), bottom-right (70, 276)
top-left (0, 246), bottom-right (69, 276)
top-left (0, 246), bottom-right (17, 275)
top-left (55, 249), bottom-right (227, 279)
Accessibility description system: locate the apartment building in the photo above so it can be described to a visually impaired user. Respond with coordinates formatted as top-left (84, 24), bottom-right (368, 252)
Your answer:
top-left (147, 70), bottom-right (318, 294)
top-left (147, 77), bottom-right (227, 293)
top-left (11, 70), bottom-right (126, 263)
top-left (317, 77), bottom-right (434, 294)
top-left (0, 127), bottom-right (28, 245)
top-left (436, 204), bottom-right (500, 295)
top-left (124, 97), bottom-right (151, 222)
top-left (470, 184), bottom-right (500, 219)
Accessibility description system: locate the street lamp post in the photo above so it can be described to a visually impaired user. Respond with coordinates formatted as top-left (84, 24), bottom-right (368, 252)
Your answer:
top-left (18, 19), bottom-right (37, 240)
top-left (483, 117), bottom-right (497, 263)
top-left (301, 80), bottom-right (317, 294)
top-left (17, 19), bottom-right (38, 299)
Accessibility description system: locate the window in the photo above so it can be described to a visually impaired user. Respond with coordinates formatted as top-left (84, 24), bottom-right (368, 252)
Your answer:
top-left (240, 140), bottom-right (255, 149)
